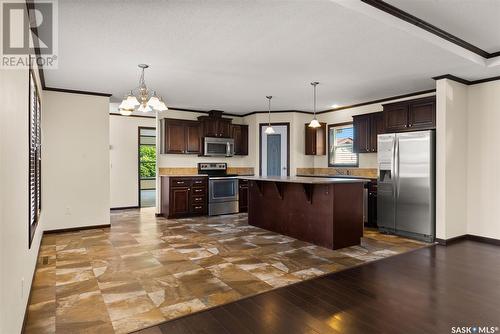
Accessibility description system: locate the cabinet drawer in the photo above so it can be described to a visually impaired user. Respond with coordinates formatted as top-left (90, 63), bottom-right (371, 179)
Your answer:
top-left (191, 204), bottom-right (205, 213)
top-left (170, 178), bottom-right (191, 187)
top-left (191, 178), bottom-right (207, 186)
top-left (191, 195), bottom-right (206, 204)
top-left (191, 187), bottom-right (206, 196)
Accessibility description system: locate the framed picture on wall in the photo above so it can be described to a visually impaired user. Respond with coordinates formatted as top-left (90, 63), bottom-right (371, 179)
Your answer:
top-left (28, 68), bottom-right (42, 248)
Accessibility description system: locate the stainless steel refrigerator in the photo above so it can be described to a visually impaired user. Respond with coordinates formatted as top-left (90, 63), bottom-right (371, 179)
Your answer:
top-left (377, 130), bottom-right (435, 242)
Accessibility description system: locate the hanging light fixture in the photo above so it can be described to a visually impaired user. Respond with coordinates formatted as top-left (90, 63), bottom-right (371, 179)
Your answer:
top-left (308, 81), bottom-right (321, 128)
top-left (264, 95), bottom-right (275, 135)
top-left (118, 64), bottom-right (169, 115)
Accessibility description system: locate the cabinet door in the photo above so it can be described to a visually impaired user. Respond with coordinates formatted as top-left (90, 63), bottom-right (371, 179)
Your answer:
top-left (369, 112), bottom-right (384, 152)
top-left (218, 119), bottom-right (232, 137)
top-left (185, 121), bottom-right (201, 154)
top-left (305, 125), bottom-right (317, 155)
top-left (232, 124), bottom-right (248, 155)
top-left (353, 115), bottom-right (371, 153)
top-left (170, 187), bottom-right (190, 216)
top-left (384, 103), bottom-right (408, 132)
top-left (408, 98), bottom-right (435, 130)
top-left (165, 120), bottom-right (186, 154)
top-left (200, 118), bottom-right (218, 137)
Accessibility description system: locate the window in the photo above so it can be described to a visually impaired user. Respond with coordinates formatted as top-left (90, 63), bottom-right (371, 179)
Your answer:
top-left (29, 69), bottom-right (42, 248)
top-left (328, 123), bottom-right (358, 167)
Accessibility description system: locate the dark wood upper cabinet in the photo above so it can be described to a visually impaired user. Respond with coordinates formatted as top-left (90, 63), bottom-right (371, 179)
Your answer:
top-left (163, 119), bottom-right (201, 154)
top-left (231, 124), bottom-right (248, 155)
top-left (164, 119), bottom-right (187, 154)
top-left (353, 112), bottom-right (384, 153)
top-left (408, 98), bottom-right (436, 130)
top-left (383, 96), bottom-right (435, 132)
top-left (305, 122), bottom-right (326, 155)
top-left (353, 115), bottom-right (371, 153)
top-left (185, 121), bottom-right (201, 154)
top-left (370, 112), bottom-right (385, 153)
top-left (198, 111), bottom-right (232, 138)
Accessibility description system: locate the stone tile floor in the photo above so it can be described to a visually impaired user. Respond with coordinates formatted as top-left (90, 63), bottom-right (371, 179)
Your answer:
top-left (25, 208), bottom-right (427, 334)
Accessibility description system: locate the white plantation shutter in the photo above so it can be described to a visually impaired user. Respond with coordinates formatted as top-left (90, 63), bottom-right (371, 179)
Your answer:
top-left (329, 124), bottom-right (358, 166)
top-left (29, 71), bottom-right (41, 247)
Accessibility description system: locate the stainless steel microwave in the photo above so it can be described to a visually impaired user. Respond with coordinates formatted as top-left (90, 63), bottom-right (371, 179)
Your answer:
top-left (203, 137), bottom-right (234, 156)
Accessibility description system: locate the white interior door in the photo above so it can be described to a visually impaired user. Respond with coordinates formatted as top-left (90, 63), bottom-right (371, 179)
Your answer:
top-left (261, 125), bottom-right (288, 176)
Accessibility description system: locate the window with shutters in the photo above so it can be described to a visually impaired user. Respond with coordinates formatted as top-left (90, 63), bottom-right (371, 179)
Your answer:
top-left (29, 69), bottom-right (41, 248)
top-left (328, 123), bottom-right (358, 167)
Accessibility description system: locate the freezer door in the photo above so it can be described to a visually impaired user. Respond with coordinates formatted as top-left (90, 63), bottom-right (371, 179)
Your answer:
top-left (395, 131), bottom-right (434, 237)
top-left (377, 133), bottom-right (396, 232)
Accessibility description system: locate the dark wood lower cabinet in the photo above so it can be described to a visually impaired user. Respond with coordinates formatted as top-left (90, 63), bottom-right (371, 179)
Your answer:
top-left (238, 179), bottom-right (248, 212)
top-left (161, 176), bottom-right (208, 218)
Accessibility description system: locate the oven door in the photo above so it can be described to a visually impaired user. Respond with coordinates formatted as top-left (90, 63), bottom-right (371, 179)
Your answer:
top-left (209, 177), bottom-right (239, 203)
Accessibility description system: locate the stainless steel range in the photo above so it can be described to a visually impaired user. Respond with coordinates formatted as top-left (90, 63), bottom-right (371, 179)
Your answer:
top-left (198, 163), bottom-right (239, 216)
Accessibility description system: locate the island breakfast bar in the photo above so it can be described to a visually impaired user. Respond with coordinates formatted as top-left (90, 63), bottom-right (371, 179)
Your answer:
top-left (242, 176), bottom-right (367, 250)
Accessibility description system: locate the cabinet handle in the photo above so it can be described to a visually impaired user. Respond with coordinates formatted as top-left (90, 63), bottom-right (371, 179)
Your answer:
top-left (409, 124), bottom-right (413, 127)
top-left (404, 125), bottom-right (407, 128)
top-left (195, 206), bottom-right (202, 209)
top-left (177, 181), bottom-right (185, 184)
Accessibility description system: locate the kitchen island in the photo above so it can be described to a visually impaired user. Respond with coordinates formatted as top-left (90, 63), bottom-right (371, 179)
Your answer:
top-left (242, 176), bottom-right (367, 249)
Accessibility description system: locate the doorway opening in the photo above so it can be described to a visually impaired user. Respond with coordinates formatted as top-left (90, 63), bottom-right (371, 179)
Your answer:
top-left (138, 127), bottom-right (156, 207)
top-left (259, 123), bottom-right (290, 176)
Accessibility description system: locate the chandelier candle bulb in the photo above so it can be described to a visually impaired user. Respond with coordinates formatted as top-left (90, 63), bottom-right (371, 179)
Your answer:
top-left (119, 64), bottom-right (168, 115)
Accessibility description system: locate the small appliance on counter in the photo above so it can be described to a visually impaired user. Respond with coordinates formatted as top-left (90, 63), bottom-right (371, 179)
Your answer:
top-left (198, 163), bottom-right (239, 215)
top-left (377, 130), bottom-right (435, 242)
top-left (203, 137), bottom-right (234, 157)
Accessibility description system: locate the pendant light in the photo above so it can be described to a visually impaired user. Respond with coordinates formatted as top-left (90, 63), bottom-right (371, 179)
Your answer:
top-left (264, 96), bottom-right (275, 135)
top-left (308, 81), bottom-right (321, 128)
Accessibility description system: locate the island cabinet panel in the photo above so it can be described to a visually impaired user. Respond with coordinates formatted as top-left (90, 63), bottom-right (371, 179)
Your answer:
top-left (383, 96), bottom-right (436, 132)
top-left (353, 112), bottom-right (383, 153)
top-left (304, 122), bottom-right (327, 155)
top-left (231, 124), bottom-right (248, 155)
top-left (247, 180), bottom-right (364, 249)
top-left (163, 119), bottom-right (201, 154)
top-left (161, 176), bottom-right (208, 218)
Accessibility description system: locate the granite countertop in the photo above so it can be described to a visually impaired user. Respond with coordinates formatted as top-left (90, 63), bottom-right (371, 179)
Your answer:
top-left (240, 176), bottom-right (368, 184)
top-left (296, 174), bottom-right (377, 180)
top-left (160, 174), bottom-right (208, 177)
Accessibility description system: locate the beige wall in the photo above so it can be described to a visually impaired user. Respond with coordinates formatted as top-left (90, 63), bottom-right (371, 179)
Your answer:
top-left (467, 81), bottom-right (500, 240)
top-left (42, 91), bottom-right (110, 231)
top-left (109, 115), bottom-right (155, 208)
top-left (435, 79), bottom-right (469, 240)
top-left (0, 67), bottom-right (44, 333)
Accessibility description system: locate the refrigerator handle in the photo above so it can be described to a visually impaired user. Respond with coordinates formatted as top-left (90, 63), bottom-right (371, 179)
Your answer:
top-left (395, 136), bottom-right (399, 200)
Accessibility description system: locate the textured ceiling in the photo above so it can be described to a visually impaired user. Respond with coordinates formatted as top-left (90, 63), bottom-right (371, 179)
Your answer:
top-left (42, 0), bottom-right (500, 114)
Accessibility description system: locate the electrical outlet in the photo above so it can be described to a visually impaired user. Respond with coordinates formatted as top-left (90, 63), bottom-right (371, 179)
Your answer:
top-left (65, 207), bottom-right (71, 215)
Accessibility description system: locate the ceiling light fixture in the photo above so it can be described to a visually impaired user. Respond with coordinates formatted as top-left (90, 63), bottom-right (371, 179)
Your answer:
top-left (264, 96), bottom-right (275, 135)
top-left (308, 81), bottom-right (321, 128)
top-left (119, 64), bottom-right (168, 115)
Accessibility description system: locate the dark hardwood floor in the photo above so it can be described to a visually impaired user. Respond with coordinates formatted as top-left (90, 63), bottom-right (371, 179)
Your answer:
top-left (135, 240), bottom-right (500, 334)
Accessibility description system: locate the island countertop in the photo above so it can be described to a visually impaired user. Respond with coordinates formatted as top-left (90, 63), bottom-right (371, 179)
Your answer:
top-left (239, 175), bottom-right (368, 184)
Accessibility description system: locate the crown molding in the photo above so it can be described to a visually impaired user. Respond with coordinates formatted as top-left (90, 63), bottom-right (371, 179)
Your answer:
top-left (361, 0), bottom-right (500, 59)
top-left (433, 74), bottom-right (500, 85)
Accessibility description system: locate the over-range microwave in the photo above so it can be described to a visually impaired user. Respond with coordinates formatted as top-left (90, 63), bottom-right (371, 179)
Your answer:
top-left (203, 137), bottom-right (234, 157)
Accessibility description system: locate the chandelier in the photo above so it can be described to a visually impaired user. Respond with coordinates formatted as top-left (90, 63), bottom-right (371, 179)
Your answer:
top-left (118, 64), bottom-right (168, 116)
